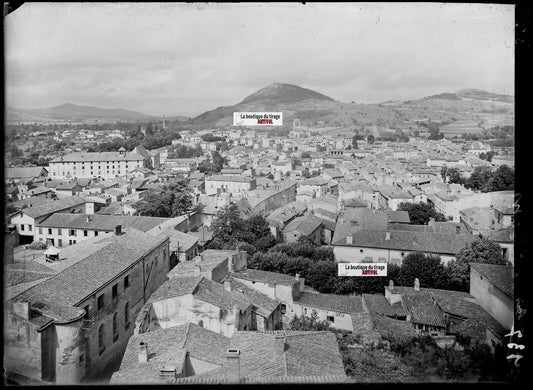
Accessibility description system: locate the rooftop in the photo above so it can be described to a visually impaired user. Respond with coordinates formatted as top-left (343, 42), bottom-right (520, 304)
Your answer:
top-left (50, 151), bottom-right (144, 163)
top-left (470, 263), bottom-right (514, 299)
top-left (296, 292), bottom-right (365, 314)
top-left (231, 269), bottom-right (300, 287)
top-left (15, 196), bottom-right (91, 219)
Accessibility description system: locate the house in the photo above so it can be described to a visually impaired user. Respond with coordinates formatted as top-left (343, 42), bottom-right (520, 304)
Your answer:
top-left (333, 228), bottom-right (476, 266)
top-left (205, 175), bottom-right (256, 196)
top-left (297, 179), bottom-right (329, 198)
top-left (222, 276), bottom-right (283, 332)
top-left (282, 215), bottom-right (322, 244)
top-left (469, 263), bottom-right (514, 330)
top-left (54, 182), bottom-right (83, 198)
top-left (19, 186), bottom-right (55, 200)
top-left (133, 276), bottom-right (253, 337)
top-left (3, 227), bottom-right (170, 384)
top-left (166, 249), bottom-right (247, 281)
top-left (48, 149), bottom-right (146, 179)
top-left (8, 196), bottom-right (96, 244)
top-left (5, 166), bottom-right (49, 185)
top-left (378, 281), bottom-right (508, 351)
top-left (34, 214), bottom-right (173, 248)
top-left (110, 325), bottom-right (346, 384)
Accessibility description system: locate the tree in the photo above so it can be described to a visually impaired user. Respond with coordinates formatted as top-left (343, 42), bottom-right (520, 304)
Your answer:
top-left (208, 204), bottom-right (276, 251)
top-left (132, 180), bottom-right (194, 217)
top-left (301, 151), bottom-right (311, 159)
top-left (351, 134), bottom-right (359, 149)
top-left (441, 167), bottom-right (462, 184)
top-left (485, 165), bottom-right (514, 191)
top-left (289, 310), bottom-right (331, 331)
top-left (367, 135), bottom-right (375, 144)
top-left (395, 252), bottom-right (450, 289)
top-left (397, 202), bottom-right (447, 225)
top-left (448, 238), bottom-right (506, 291)
top-left (465, 166), bottom-right (492, 191)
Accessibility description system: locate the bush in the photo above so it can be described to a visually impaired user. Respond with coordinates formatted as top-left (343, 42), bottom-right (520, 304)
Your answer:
top-left (28, 241), bottom-right (47, 250)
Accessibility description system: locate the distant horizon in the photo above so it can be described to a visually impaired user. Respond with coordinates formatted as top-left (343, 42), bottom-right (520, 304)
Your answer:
top-left (7, 85), bottom-right (515, 119)
top-left (5, 3), bottom-right (514, 117)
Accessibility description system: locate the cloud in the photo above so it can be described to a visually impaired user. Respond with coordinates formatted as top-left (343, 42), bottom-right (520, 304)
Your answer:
top-left (5, 3), bottom-right (514, 117)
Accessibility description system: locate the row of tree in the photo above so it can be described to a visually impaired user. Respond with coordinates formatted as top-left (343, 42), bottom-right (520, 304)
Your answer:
top-left (441, 165), bottom-right (514, 192)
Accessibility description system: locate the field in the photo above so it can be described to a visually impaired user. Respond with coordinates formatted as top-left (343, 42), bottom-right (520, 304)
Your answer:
top-left (439, 120), bottom-right (481, 136)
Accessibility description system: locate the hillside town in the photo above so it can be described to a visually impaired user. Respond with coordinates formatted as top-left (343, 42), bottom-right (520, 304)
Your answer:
top-left (5, 2), bottom-right (521, 386)
top-left (4, 116), bottom-right (516, 384)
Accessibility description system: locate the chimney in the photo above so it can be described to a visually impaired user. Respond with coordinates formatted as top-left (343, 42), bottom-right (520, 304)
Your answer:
top-left (138, 341), bottom-right (148, 363)
top-left (346, 235), bottom-right (353, 245)
top-left (13, 301), bottom-right (31, 320)
top-left (115, 225), bottom-right (122, 236)
top-left (86, 216), bottom-right (91, 223)
top-left (224, 280), bottom-right (231, 292)
top-left (194, 265), bottom-right (201, 276)
top-left (274, 334), bottom-right (287, 356)
top-left (414, 278), bottom-right (420, 291)
top-left (226, 349), bottom-right (241, 383)
top-left (385, 231), bottom-right (391, 240)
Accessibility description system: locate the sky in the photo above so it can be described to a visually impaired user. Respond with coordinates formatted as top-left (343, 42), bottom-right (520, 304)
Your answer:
top-left (5, 3), bottom-right (515, 117)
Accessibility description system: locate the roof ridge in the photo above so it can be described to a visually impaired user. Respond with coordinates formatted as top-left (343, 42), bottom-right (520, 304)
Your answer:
top-left (182, 322), bottom-right (191, 349)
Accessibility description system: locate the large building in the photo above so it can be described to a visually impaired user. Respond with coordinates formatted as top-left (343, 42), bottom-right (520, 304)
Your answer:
top-left (48, 149), bottom-right (146, 180)
top-left (4, 227), bottom-right (171, 384)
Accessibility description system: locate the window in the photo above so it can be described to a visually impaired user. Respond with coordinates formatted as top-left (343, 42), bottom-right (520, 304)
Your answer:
top-left (84, 230), bottom-right (88, 237)
top-left (113, 313), bottom-right (119, 342)
top-left (58, 239), bottom-right (62, 246)
top-left (281, 304), bottom-right (286, 315)
top-left (69, 229), bottom-right (76, 236)
top-left (360, 249), bottom-right (364, 253)
top-left (327, 316), bottom-right (335, 322)
top-left (112, 284), bottom-right (118, 299)
top-left (29, 225), bottom-right (33, 232)
top-left (58, 228), bottom-right (62, 236)
top-left (98, 294), bottom-right (104, 311)
top-left (21, 225), bottom-right (25, 231)
top-left (401, 252), bottom-right (405, 257)
top-left (79, 354), bottom-right (84, 363)
top-left (48, 228), bottom-right (52, 235)
top-left (98, 325), bottom-right (105, 355)
top-left (95, 231), bottom-right (98, 236)
top-left (124, 302), bottom-right (130, 329)
top-left (124, 275), bottom-right (130, 289)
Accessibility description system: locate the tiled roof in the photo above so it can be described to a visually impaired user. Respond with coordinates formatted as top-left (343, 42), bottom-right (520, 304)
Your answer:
top-left (225, 277), bottom-right (281, 317)
top-left (402, 294), bottom-right (446, 328)
top-left (386, 210), bottom-right (410, 224)
top-left (343, 229), bottom-right (476, 255)
top-left (5, 261), bottom-right (57, 287)
top-left (149, 276), bottom-right (251, 311)
top-left (50, 151), bottom-right (144, 163)
top-left (5, 167), bottom-right (47, 179)
top-left (9, 228), bottom-right (168, 318)
top-left (19, 196), bottom-right (91, 219)
top-left (112, 323), bottom-right (230, 384)
top-left (230, 331), bottom-right (346, 379)
top-left (207, 175), bottom-right (253, 183)
top-left (362, 294), bottom-right (408, 318)
top-left (283, 215), bottom-right (322, 235)
top-left (231, 269), bottom-right (299, 287)
top-left (296, 292), bottom-right (365, 314)
top-left (370, 313), bottom-right (417, 342)
top-left (37, 213), bottom-right (169, 232)
top-left (470, 263), bottom-right (514, 299)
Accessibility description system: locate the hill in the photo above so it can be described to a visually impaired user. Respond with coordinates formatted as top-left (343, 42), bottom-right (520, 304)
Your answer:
top-left (6, 103), bottom-right (163, 123)
top-left (184, 83), bottom-right (513, 136)
top-left (455, 89), bottom-right (513, 103)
